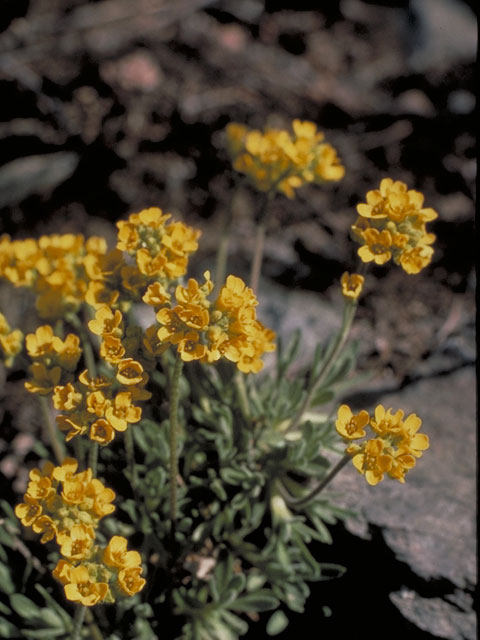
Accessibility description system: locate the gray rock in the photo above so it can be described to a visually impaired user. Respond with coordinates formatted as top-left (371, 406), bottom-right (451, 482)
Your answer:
top-left (407, 0), bottom-right (477, 72)
top-left (390, 588), bottom-right (476, 640)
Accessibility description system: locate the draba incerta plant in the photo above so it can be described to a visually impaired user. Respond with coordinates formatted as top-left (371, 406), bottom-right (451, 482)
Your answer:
top-left (0, 119), bottom-right (437, 640)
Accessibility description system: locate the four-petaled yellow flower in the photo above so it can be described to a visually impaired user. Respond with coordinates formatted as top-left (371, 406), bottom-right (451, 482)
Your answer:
top-left (340, 272), bottom-right (364, 300)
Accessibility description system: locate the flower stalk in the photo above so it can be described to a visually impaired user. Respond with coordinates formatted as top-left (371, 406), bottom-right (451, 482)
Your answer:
top-left (169, 351), bottom-right (183, 544)
top-left (71, 604), bottom-right (86, 640)
top-left (288, 298), bottom-right (358, 433)
top-left (39, 395), bottom-right (65, 464)
top-left (287, 455), bottom-right (351, 508)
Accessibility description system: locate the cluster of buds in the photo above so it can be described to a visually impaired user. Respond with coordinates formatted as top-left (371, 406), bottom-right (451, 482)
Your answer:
top-left (144, 272), bottom-right (276, 373)
top-left (0, 312), bottom-right (23, 367)
top-left (226, 119), bottom-right (345, 198)
top-left (0, 233), bottom-right (106, 319)
top-left (351, 178), bottom-right (437, 274)
top-left (336, 404), bottom-right (429, 485)
top-left (24, 325), bottom-right (82, 395)
top-left (15, 458), bottom-right (144, 605)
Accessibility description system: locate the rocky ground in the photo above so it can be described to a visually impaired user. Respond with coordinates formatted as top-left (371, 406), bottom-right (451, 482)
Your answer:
top-left (0, 0), bottom-right (476, 638)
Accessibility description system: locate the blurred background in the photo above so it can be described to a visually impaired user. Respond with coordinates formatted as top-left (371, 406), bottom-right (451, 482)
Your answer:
top-left (0, 0), bottom-right (476, 638)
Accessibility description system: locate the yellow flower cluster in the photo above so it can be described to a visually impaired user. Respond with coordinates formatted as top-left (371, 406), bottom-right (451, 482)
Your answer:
top-left (15, 458), bottom-right (144, 605)
top-left (52, 306), bottom-right (152, 444)
top-left (145, 272), bottom-right (276, 373)
top-left (24, 325), bottom-right (82, 395)
top-left (0, 209), bottom-right (200, 320)
top-left (83, 208), bottom-right (200, 312)
top-left (0, 233), bottom-right (106, 319)
top-left (351, 179), bottom-right (437, 274)
top-left (226, 120), bottom-right (345, 198)
top-left (0, 312), bottom-right (23, 367)
top-left (336, 404), bottom-right (429, 485)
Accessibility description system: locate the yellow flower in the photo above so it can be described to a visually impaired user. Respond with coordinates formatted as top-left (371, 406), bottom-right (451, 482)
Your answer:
top-left (105, 391), bottom-right (142, 432)
top-left (351, 438), bottom-right (393, 486)
top-left (340, 272), bottom-right (364, 300)
top-left (103, 536), bottom-right (142, 569)
top-left (117, 566), bottom-right (146, 596)
top-left (397, 412), bottom-right (429, 458)
top-left (52, 458), bottom-right (79, 482)
top-left (78, 369), bottom-right (112, 390)
top-left (88, 306), bottom-right (123, 338)
top-left (15, 497), bottom-right (42, 527)
top-left (100, 334), bottom-right (126, 364)
top-left (313, 143), bottom-right (345, 182)
top-left (31, 515), bottom-right (57, 543)
top-left (61, 469), bottom-right (93, 505)
top-left (116, 359), bottom-right (144, 386)
top-left (53, 559), bottom-right (73, 585)
top-left (56, 415), bottom-right (87, 441)
top-left (64, 565), bottom-right (109, 606)
top-left (336, 405), bottom-right (369, 440)
top-left (25, 325), bottom-right (56, 358)
top-left (398, 245), bottom-right (434, 274)
top-left (24, 362), bottom-right (62, 394)
top-left (86, 390), bottom-right (110, 417)
top-left (177, 331), bottom-right (207, 362)
top-left (357, 228), bottom-right (392, 265)
top-left (53, 383), bottom-right (83, 411)
top-left (86, 478), bottom-right (116, 517)
top-left (142, 282), bottom-right (171, 307)
top-left (57, 523), bottom-right (95, 560)
top-left (52, 333), bottom-right (82, 371)
top-left (90, 418), bottom-right (115, 445)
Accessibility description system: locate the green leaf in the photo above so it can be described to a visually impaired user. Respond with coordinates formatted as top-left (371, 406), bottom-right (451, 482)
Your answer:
top-left (309, 388), bottom-right (335, 407)
top-left (35, 585), bottom-right (72, 629)
top-left (220, 609), bottom-right (249, 636)
top-left (0, 615), bottom-right (19, 637)
top-left (20, 628), bottom-right (66, 638)
top-left (229, 590), bottom-right (279, 613)
top-left (0, 564), bottom-right (15, 594)
top-left (9, 594), bottom-right (42, 620)
top-left (266, 610), bottom-right (289, 636)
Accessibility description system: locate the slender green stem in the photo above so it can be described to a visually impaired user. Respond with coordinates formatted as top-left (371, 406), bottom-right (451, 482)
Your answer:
top-left (71, 604), bottom-right (86, 640)
top-left (286, 455), bottom-right (351, 509)
top-left (249, 193), bottom-right (271, 294)
top-left (214, 185), bottom-right (238, 292)
top-left (169, 352), bottom-right (183, 544)
top-left (85, 610), bottom-right (104, 640)
top-left (88, 442), bottom-right (98, 476)
top-left (250, 220), bottom-right (267, 294)
top-left (73, 437), bottom-right (84, 466)
top-left (69, 311), bottom-right (98, 472)
top-left (68, 311), bottom-right (97, 378)
top-left (124, 427), bottom-right (137, 490)
top-left (39, 395), bottom-right (65, 464)
top-left (288, 300), bottom-right (358, 432)
top-left (233, 369), bottom-right (250, 421)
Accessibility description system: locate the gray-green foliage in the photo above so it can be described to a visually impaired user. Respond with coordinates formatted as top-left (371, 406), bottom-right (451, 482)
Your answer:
top-left (115, 330), bottom-right (355, 638)
top-left (4, 328), bottom-right (359, 639)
